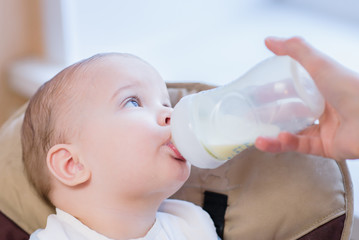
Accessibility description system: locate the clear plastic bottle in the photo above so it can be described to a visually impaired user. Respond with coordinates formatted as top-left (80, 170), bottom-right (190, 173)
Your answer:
top-left (171, 56), bottom-right (325, 169)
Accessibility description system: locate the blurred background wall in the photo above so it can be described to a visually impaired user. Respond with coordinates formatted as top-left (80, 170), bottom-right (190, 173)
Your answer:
top-left (0, 0), bottom-right (42, 126)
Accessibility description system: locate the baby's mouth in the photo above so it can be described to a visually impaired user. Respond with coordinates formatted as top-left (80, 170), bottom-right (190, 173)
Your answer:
top-left (166, 142), bottom-right (186, 162)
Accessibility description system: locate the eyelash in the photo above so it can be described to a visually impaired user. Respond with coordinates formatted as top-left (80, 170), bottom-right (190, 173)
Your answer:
top-left (122, 96), bottom-right (171, 109)
top-left (123, 96), bottom-right (141, 108)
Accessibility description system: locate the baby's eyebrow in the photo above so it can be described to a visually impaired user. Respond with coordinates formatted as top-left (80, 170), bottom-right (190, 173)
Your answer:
top-left (110, 83), bottom-right (137, 102)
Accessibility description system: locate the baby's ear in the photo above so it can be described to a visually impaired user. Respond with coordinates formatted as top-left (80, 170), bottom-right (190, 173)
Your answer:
top-left (47, 144), bottom-right (91, 186)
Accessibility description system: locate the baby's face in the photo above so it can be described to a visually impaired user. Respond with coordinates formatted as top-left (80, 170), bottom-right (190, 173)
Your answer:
top-left (73, 55), bottom-right (190, 203)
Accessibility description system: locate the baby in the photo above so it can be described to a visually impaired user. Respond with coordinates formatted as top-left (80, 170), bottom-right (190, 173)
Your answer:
top-left (21, 53), bottom-right (218, 239)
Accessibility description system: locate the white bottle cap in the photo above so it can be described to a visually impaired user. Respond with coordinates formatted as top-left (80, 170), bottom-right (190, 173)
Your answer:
top-left (171, 95), bottom-right (227, 169)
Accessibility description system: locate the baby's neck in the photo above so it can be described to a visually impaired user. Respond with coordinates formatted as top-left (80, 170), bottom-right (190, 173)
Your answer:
top-left (68, 196), bottom-right (163, 239)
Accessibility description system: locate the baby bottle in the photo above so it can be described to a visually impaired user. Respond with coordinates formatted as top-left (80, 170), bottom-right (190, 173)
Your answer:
top-left (171, 56), bottom-right (325, 169)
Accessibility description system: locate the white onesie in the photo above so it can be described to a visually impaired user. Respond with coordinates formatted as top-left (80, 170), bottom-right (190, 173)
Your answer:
top-left (30, 199), bottom-right (219, 240)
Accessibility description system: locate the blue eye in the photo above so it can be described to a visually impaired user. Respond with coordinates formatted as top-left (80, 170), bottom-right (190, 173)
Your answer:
top-left (124, 97), bottom-right (141, 108)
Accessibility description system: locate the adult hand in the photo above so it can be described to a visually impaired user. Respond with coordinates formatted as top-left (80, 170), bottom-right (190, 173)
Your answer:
top-left (255, 36), bottom-right (359, 161)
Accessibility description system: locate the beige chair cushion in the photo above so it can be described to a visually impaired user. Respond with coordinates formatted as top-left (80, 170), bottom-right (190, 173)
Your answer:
top-left (0, 82), bottom-right (354, 239)
top-left (0, 104), bottom-right (54, 233)
top-left (172, 149), bottom-right (353, 239)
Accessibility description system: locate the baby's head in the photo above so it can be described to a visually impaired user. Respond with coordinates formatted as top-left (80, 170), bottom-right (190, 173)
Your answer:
top-left (21, 53), bottom-right (190, 209)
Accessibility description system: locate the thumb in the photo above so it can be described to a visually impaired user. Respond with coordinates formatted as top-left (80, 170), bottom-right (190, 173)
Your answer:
top-left (264, 36), bottom-right (347, 108)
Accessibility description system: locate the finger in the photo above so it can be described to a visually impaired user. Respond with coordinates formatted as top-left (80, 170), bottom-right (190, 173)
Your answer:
top-left (265, 36), bottom-right (330, 80)
top-left (255, 131), bottom-right (326, 157)
top-left (255, 132), bottom-right (306, 154)
top-left (255, 137), bottom-right (283, 153)
top-left (265, 36), bottom-right (345, 109)
top-left (278, 132), bottom-right (326, 156)
top-left (255, 132), bottom-right (303, 153)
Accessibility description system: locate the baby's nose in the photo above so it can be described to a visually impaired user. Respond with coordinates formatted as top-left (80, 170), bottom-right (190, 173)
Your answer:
top-left (158, 107), bottom-right (173, 126)
top-left (164, 115), bottom-right (171, 125)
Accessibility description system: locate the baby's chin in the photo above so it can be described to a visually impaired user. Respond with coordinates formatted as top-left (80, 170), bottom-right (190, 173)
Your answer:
top-left (162, 176), bottom-right (189, 198)
top-left (173, 171), bottom-right (191, 193)
top-left (175, 160), bottom-right (191, 182)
